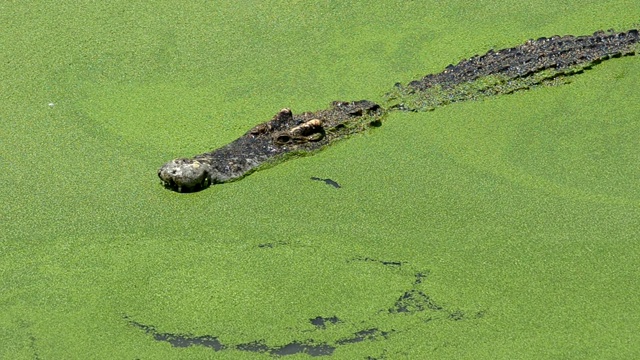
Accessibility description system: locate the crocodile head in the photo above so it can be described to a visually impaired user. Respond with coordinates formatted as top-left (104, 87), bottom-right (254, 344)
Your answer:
top-left (158, 158), bottom-right (212, 192)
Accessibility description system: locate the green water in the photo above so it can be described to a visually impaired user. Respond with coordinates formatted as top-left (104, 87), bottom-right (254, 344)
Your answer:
top-left (1, 1), bottom-right (639, 358)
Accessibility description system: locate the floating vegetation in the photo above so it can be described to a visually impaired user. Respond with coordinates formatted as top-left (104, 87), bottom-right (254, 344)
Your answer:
top-left (125, 264), bottom-right (480, 356)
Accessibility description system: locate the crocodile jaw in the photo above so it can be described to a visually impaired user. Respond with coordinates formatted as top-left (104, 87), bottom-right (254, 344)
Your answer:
top-left (158, 158), bottom-right (211, 192)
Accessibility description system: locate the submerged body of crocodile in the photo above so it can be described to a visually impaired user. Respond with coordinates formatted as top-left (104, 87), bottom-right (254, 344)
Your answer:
top-left (159, 29), bottom-right (639, 192)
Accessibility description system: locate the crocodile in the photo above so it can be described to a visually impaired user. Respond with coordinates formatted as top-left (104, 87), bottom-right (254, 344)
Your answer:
top-left (158, 29), bottom-right (639, 192)
top-left (158, 101), bottom-right (383, 192)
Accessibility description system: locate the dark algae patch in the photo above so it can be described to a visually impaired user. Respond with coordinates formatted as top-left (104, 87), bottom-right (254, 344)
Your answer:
top-left (125, 265), bottom-right (475, 357)
top-left (310, 177), bottom-right (341, 188)
top-left (159, 29), bottom-right (639, 193)
top-left (351, 257), bottom-right (404, 267)
top-left (310, 316), bottom-right (341, 329)
top-left (126, 316), bottom-right (226, 350)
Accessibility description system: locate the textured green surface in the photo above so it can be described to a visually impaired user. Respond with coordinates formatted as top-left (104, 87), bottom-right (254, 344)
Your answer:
top-left (1, 1), bottom-right (639, 358)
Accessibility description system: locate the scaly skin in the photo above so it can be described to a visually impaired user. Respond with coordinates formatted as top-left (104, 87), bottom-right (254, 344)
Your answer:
top-left (158, 101), bottom-right (383, 192)
top-left (159, 29), bottom-right (639, 193)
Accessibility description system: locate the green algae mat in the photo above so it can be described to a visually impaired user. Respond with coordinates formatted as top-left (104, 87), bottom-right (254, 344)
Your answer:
top-left (2, 1), bottom-right (640, 359)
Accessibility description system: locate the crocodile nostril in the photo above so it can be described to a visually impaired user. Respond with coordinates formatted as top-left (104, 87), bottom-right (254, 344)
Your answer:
top-left (275, 134), bottom-right (291, 144)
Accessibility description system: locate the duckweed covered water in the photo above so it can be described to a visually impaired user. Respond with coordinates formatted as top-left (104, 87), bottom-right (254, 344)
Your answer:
top-left (2, 1), bottom-right (640, 358)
